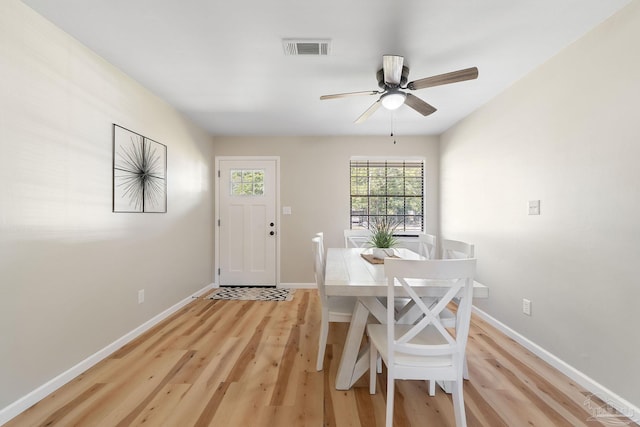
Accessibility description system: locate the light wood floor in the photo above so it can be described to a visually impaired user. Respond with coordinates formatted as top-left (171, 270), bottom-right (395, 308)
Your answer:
top-left (6, 290), bottom-right (637, 427)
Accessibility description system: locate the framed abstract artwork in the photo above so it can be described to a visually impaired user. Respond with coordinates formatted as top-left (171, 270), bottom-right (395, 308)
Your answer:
top-left (112, 124), bottom-right (167, 213)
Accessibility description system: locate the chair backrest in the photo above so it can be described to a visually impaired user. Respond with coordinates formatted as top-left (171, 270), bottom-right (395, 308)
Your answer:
top-left (441, 239), bottom-right (475, 260)
top-left (312, 237), bottom-right (327, 303)
top-left (315, 232), bottom-right (325, 267)
top-left (384, 258), bottom-right (476, 363)
top-left (344, 229), bottom-right (372, 248)
top-left (417, 233), bottom-right (437, 259)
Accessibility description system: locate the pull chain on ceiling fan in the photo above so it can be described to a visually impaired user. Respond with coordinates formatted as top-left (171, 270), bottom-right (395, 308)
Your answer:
top-left (320, 55), bottom-right (478, 124)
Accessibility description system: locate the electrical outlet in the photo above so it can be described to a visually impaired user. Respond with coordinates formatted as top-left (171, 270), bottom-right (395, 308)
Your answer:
top-left (522, 298), bottom-right (531, 316)
top-left (138, 289), bottom-right (145, 304)
top-left (528, 200), bottom-right (540, 215)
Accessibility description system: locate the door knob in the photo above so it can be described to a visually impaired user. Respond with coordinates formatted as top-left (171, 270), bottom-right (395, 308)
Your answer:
top-left (270, 231), bottom-right (275, 236)
top-left (270, 222), bottom-right (275, 227)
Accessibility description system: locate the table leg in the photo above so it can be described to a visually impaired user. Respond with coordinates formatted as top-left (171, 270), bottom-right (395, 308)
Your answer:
top-left (335, 300), bottom-right (370, 390)
top-left (335, 297), bottom-right (389, 390)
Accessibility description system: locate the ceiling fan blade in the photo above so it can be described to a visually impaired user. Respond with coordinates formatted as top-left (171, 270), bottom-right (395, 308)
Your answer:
top-left (407, 67), bottom-right (479, 90)
top-left (404, 93), bottom-right (437, 116)
top-left (383, 55), bottom-right (404, 86)
top-left (354, 100), bottom-right (381, 124)
top-left (320, 90), bottom-right (379, 100)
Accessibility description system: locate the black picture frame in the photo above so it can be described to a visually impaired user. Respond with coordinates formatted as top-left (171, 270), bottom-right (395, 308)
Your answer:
top-left (112, 124), bottom-right (167, 213)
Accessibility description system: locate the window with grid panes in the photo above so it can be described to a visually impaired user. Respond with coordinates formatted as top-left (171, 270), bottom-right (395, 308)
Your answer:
top-left (350, 160), bottom-right (424, 233)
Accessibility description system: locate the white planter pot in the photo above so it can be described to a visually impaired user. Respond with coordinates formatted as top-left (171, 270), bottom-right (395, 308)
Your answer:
top-left (372, 248), bottom-right (395, 259)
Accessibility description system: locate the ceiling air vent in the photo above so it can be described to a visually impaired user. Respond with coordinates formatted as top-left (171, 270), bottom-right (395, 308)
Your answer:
top-left (282, 39), bottom-right (330, 56)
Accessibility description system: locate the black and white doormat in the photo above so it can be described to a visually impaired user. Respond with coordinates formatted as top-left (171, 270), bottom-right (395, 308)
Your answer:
top-left (208, 287), bottom-right (295, 301)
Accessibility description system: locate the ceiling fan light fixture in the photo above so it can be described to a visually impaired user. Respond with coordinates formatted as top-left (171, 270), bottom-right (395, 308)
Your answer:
top-left (319, 54), bottom-right (479, 123)
top-left (381, 91), bottom-right (406, 110)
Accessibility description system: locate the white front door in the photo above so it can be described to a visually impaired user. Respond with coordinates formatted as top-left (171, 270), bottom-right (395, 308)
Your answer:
top-left (216, 158), bottom-right (278, 286)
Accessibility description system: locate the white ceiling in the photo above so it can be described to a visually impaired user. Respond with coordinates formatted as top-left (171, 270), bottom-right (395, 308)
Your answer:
top-left (22, 0), bottom-right (631, 137)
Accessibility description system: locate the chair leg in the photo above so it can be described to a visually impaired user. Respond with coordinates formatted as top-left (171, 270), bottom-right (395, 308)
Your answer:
top-left (463, 355), bottom-right (469, 380)
top-left (386, 370), bottom-right (394, 427)
top-left (369, 345), bottom-right (377, 394)
top-left (316, 318), bottom-right (329, 371)
top-left (451, 377), bottom-right (467, 427)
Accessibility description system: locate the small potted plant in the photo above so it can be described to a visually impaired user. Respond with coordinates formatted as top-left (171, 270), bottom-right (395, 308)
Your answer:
top-left (368, 217), bottom-right (398, 259)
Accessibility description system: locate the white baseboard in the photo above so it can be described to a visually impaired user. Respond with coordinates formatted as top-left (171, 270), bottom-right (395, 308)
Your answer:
top-left (472, 306), bottom-right (639, 423)
top-left (278, 282), bottom-right (316, 289)
top-left (0, 283), bottom-right (214, 426)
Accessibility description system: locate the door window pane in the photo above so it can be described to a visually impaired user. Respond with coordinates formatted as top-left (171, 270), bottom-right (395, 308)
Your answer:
top-left (230, 169), bottom-right (265, 196)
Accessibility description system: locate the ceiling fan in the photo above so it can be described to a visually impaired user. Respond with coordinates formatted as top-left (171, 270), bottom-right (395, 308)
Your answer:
top-left (320, 55), bottom-right (478, 124)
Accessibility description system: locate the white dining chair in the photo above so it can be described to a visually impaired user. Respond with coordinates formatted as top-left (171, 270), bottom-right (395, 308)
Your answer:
top-left (314, 232), bottom-right (325, 269)
top-left (441, 238), bottom-right (475, 260)
top-left (417, 233), bottom-right (437, 259)
top-left (312, 236), bottom-right (357, 371)
top-left (439, 238), bottom-right (475, 385)
top-left (368, 258), bottom-right (476, 427)
top-left (392, 234), bottom-right (437, 320)
top-left (343, 229), bottom-right (372, 248)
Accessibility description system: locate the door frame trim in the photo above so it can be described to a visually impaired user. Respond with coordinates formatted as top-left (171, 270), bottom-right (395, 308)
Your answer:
top-left (214, 156), bottom-right (281, 287)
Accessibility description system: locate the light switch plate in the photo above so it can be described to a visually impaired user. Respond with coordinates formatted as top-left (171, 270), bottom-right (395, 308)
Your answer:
top-left (528, 200), bottom-right (540, 215)
top-left (283, 206), bottom-right (292, 215)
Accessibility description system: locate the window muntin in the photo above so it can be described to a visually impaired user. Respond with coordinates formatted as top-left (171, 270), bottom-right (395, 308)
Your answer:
top-left (350, 160), bottom-right (424, 233)
top-left (230, 169), bottom-right (264, 196)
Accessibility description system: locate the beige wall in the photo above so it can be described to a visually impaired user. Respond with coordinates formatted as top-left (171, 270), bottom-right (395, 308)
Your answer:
top-left (0, 1), bottom-right (214, 408)
top-left (440, 0), bottom-right (640, 407)
top-left (211, 136), bottom-right (440, 284)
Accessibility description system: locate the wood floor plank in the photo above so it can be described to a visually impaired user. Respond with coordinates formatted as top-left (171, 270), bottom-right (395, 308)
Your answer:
top-left (293, 369), bottom-right (324, 427)
top-left (5, 290), bottom-right (638, 427)
top-left (225, 315), bottom-right (272, 382)
top-left (37, 383), bottom-right (108, 427)
top-left (83, 350), bottom-right (189, 427)
top-left (191, 381), bottom-right (231, 427)
top-left (242, 334), bottom-right (287, 409)
top-left (476, 333), bottom-right (612, 427)
top-left (398, 379), bottom-right (455, 427)
top-left (160, 340), bottom-right (240, 427)
top-left (206, 381), bottom-right (245, 426)
top-left (128, 383), bottom-right (192, 426)
top-left (463, 380), bottom-right (510, 427)
top-left (270, 325), bottom-right (301, 406)
top-left (113, 350), bottom-right (197, 427)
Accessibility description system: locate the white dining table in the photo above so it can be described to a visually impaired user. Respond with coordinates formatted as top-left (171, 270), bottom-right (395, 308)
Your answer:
top-left (324, 247), bottom-right (489, 390)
